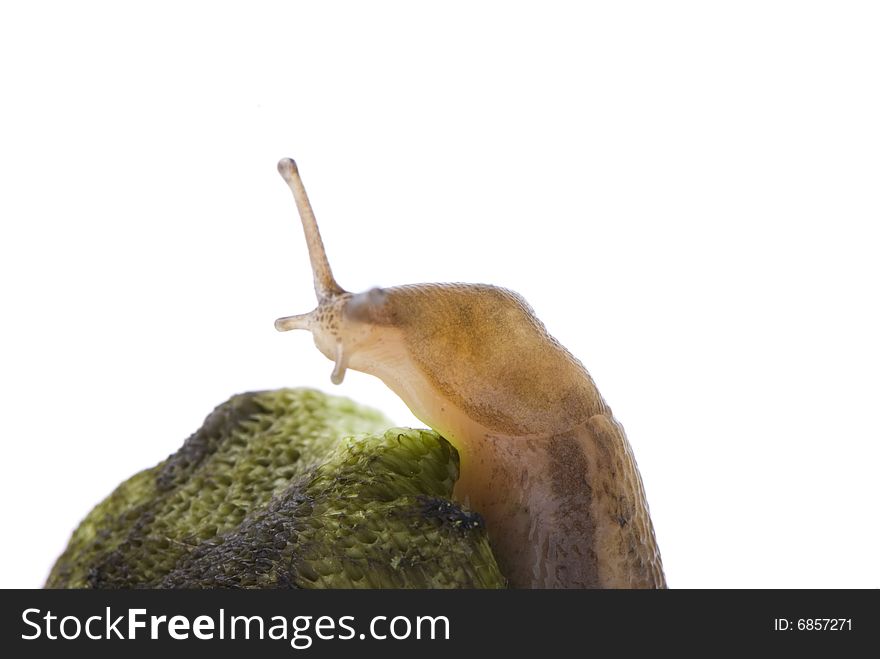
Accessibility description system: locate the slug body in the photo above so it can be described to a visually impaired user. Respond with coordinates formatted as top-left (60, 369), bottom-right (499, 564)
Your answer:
top-left (274, 158), bottom-right (665, 588)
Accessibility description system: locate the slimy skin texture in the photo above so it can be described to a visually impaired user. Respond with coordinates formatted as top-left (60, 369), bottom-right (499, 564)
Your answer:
top-left (275, 158), bottom-right (666, 588)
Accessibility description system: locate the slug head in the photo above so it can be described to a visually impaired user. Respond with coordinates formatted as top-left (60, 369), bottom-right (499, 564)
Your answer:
top-left (274, 158), bottom-right (395, 385)
top-left (274, 158), bottom-right (606, 437)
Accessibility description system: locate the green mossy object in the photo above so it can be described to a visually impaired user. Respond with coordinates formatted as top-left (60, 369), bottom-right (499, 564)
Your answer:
top-left (46, 388), bottom-right (506, 589)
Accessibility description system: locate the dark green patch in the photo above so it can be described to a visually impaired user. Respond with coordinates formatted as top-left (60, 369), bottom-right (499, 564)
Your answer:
top-left (156, 392), bottom-right (264, 492)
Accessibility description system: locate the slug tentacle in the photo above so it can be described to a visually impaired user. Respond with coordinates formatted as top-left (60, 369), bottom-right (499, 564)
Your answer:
top-left (330, 342), bottom-right (349, 385)
top-left (274, 312), bottom-right (313, 332)
top-left (277, 158), bottom-right (346, 300)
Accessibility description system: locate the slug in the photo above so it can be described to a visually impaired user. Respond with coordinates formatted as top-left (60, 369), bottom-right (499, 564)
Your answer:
top-left (274, 158), bottom-right (666, 588)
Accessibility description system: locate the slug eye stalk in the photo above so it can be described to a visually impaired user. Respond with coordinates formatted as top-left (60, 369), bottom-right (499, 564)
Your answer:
top-left (276, 158), bottom-right (345, 301)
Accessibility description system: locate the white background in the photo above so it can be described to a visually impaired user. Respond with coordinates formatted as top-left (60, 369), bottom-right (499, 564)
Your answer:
top-left (1, 1), bottom-right (878, 589)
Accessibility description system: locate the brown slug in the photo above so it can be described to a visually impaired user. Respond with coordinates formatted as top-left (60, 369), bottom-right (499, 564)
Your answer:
top-left (274, 158), bottom-right (665, 588)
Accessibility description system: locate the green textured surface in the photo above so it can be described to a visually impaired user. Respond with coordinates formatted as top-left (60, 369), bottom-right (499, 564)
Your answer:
top-left (45, 388), bottom-right (505, 589)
